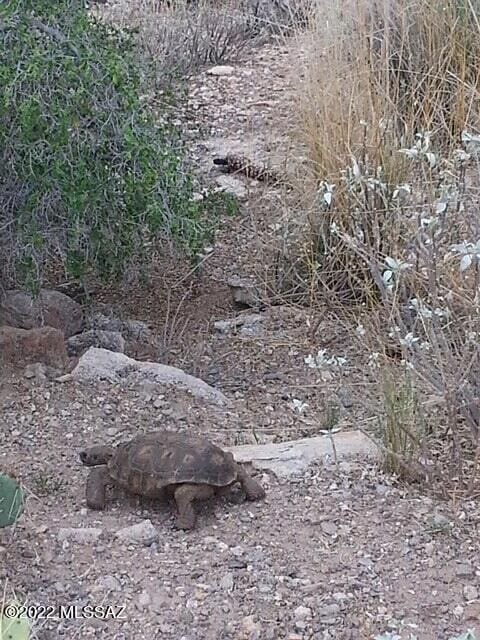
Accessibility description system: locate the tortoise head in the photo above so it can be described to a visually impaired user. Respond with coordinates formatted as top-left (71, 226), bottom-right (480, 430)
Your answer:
top-left (79, 445), bottom-right (115, 466)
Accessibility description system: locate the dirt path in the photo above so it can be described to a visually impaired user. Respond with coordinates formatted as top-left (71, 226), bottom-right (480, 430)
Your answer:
top-left (1, 36), bottom-right (480, 640)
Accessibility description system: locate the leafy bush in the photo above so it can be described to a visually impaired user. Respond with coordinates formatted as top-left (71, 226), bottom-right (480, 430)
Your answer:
top-left (0, 0), bottom-right (219, 291)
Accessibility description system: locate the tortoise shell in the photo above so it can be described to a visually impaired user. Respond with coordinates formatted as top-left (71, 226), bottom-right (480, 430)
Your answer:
top-left (107, 431), bottom-right (238, 498)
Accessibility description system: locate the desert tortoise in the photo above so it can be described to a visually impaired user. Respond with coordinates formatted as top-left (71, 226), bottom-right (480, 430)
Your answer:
top-left (79, 431), bottom-right (265, 530)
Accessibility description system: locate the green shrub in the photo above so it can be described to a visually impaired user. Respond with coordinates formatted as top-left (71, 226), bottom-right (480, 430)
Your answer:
top-left (0, 0), bottom-right (218, 292)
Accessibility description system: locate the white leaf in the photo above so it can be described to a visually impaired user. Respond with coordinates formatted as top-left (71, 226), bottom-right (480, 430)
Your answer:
top-left (448, 631), bottom-right (477, 640)
top-left (382, 270), bottom-right (393, 283)
top-left (421, 216), bottom-right (438, 228)
top-left (435, 201), bottom-right (447, 214)
top-left (461, 130), bottom-right (480, 146)
top-left (450, 241), bottom-right (470, 255)
top-left (319, 427), bottom-right (342, 435)
top-left (398, 148), bottom-right (418, 159)
top-left (425, 152), bottom-right (436, 167)
top-left (304, 354), bottom-right (317, 368)
top-left (352, 157), bottom-right (361, 178)
top-left (385, 256), bottom-right (399, 270)
top-left (356, 324), bottom-right (366, 336)
top-left (291, 399), bottom-right (308, 413)
top-left (460, 254), bottom-right (472, 272)
top-left (323, 191), bottom-right (332, 206)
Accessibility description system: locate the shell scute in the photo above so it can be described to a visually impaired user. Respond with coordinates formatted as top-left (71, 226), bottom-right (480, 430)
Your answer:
top-left (107, 431), bottom-right (237, 495)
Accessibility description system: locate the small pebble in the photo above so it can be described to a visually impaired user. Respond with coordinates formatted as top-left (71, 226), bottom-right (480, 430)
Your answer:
top-left (294, 605), bottom-right (312, 620)
top-left (57, 527), bottom-right (102, 544)
top-left (115, 519), bottom-right (159, 546)
top-left (463, 585), bottom-right (479, 601)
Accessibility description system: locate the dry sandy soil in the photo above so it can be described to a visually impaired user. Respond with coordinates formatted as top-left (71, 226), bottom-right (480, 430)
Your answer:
top-left (1, 28), bottom-right (480, 640)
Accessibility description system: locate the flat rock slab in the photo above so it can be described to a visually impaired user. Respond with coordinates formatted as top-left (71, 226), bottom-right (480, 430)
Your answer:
top-left (69, 347), bottom-right (229, 407)
top-left (227, 431), bottom-right (380, 478)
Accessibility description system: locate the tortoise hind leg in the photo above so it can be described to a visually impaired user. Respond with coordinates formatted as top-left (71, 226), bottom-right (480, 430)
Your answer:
top-left (86, 466), bottom-right (111, 510)
top-left (236, 465), bottom-right (265, 501)
top-left (173, 484), bottom-right (214, 530)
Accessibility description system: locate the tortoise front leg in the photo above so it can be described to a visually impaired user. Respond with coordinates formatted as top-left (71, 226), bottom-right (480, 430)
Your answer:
top-left (173, 484), bottom-right (214, 530)
top-left (86, 466), bottom-right (111, 510)
top-left (236, 465), bottom-right (266, 501)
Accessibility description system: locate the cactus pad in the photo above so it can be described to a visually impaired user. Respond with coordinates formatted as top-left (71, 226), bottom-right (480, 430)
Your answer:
top-left (0, 604), bottom-right (30, 640)
top-left (0, 474), bottom-right (24, 528)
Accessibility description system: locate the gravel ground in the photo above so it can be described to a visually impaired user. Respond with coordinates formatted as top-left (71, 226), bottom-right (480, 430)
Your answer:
top-left (1, 374), bottom-right (480, 640)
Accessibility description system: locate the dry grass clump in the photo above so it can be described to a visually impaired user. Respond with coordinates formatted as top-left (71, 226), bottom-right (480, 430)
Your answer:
top-left (91, 0), bottom-right (311, 86)
top-left (299, 0), bottom-right (480, 180)
top-left (288, 0), bottom-right (480, 492)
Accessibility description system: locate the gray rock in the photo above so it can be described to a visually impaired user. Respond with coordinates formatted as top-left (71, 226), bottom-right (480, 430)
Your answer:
top-left (219, 573), bottom-right (234, 592)
top-left (332, 592), bottom-right (348, 602)
top-left (24, 362), bottom-right (48, 380)
top-left (0, 326), bottom-right (68, 368)
top-left (67, 330), bottom-right (125, 357)
top-left (320, 521), bottom-right (338, 536)
top-left (92, 575), bottom-right (122, 592)
top-left (71, 348), bottom-right (230, 407)
top-left (463, 585), bottom-right (479, 601)
top-left (57, 527), bottom-right (102, 544)
top-left (207, 65), bottom-right (235, 76)
top-left (86, 312), bottom-right (151, 341)
top-left (227, 431), bottom-right (380, 478)
top-left (241, 615), bottom-right (261, 635)
top-left (318, 603), bottom-right (340, 618)
top-left (0, 288), bottom-right (83, 337)
top-left (137, 590), bottom-right (151, 609)
top-left (248, 549), bottom-right (266, 563)
top-left (258, 582), bottom-right (273, 594)
top-left (430, 511), bottom-right (452, 530)
top-left (294, 605), bottom-right (312, 620)
top-left (85, 312), bottom-right (156, 358)
top-left (215, 175), bottom-right (248, 200)
top-left (227, 276), bottom-right (262, 308)
top-left (115, 519), bottom-right (159, 546)
top-left (453, 604), bottom-right (465, 618)
top-left (338, 387), bottom-right (353, 409)
top-left (230, 545), bottom-right (244, 557)
top-left (213, 314), bottom-right (264, 334)
top-left (455, 563), bottom-right (474, 577)
top-left (180, 609), bottom-right (194, 624)
top-left (375, 484), bottom-right (390, 495)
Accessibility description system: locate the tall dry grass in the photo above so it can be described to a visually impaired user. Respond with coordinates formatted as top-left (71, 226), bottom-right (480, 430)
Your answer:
top-left (299, 0), bottom-right (480, 180)
top-left (289, 0), bottom-right (480, 492)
